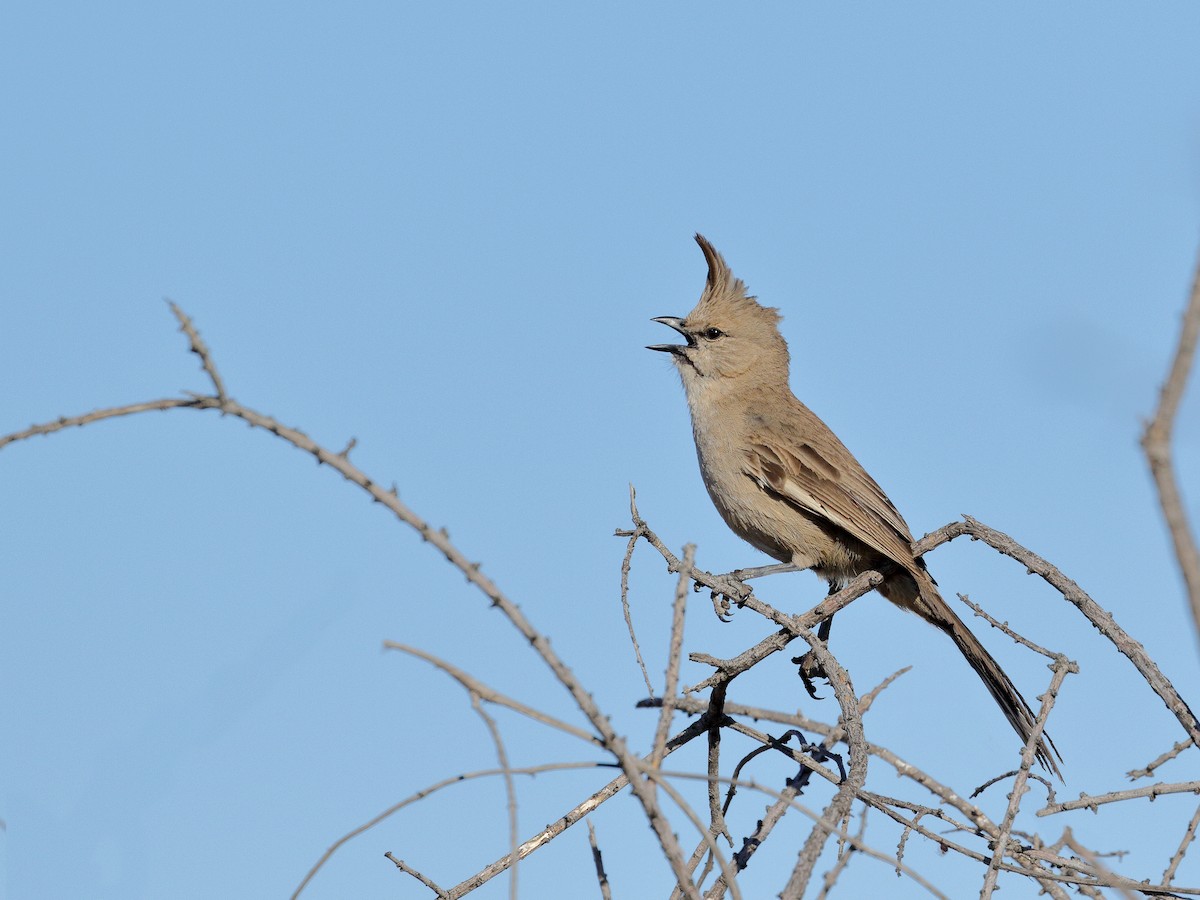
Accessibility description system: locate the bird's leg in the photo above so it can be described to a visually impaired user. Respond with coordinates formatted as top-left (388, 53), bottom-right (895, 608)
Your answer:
top-left (792, 585), bottom-right (837, 699)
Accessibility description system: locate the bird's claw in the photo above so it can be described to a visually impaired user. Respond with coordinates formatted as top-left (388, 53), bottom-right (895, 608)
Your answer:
top-left (709, 589), bottom-right (733, 622)
top-left (792, 649), bottom-right (829, 700)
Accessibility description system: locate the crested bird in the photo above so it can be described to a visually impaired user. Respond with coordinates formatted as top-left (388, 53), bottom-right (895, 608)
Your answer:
top-left (649, 233), bottom-right (1060, 775)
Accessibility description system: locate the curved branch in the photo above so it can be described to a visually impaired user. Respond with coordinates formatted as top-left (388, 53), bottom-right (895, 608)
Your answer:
top-left (959, 516), bottom-right (1200, 746)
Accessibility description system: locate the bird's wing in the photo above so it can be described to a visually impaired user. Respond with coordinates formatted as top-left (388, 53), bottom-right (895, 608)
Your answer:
top-left (743, 415), bottom-right (917, 568)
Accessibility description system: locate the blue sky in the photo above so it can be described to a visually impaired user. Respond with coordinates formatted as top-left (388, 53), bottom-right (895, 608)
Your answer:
top-left (3, 3), bottom-right (1200, 898)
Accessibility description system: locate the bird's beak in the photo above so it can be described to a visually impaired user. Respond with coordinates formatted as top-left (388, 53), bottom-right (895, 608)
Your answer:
top-left (647, 316), bottom-right (691, 354)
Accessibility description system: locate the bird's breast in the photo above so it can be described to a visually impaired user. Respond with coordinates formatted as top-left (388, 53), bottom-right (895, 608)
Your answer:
top-left (690, 420), bottom-right (835, 567)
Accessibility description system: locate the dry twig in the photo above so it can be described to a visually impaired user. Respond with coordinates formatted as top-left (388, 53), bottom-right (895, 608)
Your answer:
top-left (384, 852), bottom-right (449, 898)
top-left (468, 692), bottom-right (520, 900)
top-left (1130, 739), bottom-right (1196, 781)
top-left (1142, 246), bottom-right (1200, 639)
top-left (587, 820), bottom-right (613, 900)
top-left (1038, 781), bottom-right (1200, 816)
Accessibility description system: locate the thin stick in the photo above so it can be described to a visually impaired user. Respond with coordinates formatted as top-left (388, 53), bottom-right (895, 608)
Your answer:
top-left (469, 693), bottom-right (520, 900)
top-left (292, 761), bottom-right (597, 898)
top-left (652, 544), bottom-right (693, 770)
top-left (619, 485), bottom-right (657, 695)
top-left (1163, 802), bottom-right (1200, 887)
top-left (1038, 780), bottom-right (1200, 816)
top-left (383, 852), bottom-right (449, 898)
top-left (1130, 739), bottom-right (1195, 781)
top-left (167, 301), bottom-right (228, 401)
top-left (383, 642), bottom-right (601, 746)
top-left (587, 821), bottom-right (613, 900)
top-left (957, 592), bottom-right (1060, 659)
top-left (980, 657), bottom-right (1074, 897)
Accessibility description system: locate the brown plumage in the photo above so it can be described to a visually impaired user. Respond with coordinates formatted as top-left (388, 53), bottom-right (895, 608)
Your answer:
top-left (649, 233), bottom-right (1061, 775)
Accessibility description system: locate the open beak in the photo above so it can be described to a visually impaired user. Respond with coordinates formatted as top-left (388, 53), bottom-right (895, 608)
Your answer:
top-left (647, 316), bottom-right (691, 354)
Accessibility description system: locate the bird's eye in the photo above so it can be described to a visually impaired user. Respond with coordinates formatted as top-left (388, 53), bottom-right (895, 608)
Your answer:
top-left (703, 327), bottom-right (725, 340)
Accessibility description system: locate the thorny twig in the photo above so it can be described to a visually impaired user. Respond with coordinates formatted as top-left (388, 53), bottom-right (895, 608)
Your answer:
top-left (619, 489), bottom-right (658, 695)
top-left (384, 852), bottom-right (449, 898)
top-left (1039, 781), bottom-right (1200, 816)
top-left (981, 656), bottom-right (1076, 898)
top-left (1164, 803), bottom-right (1200, 888)
top-left (1131, 739), bottom-right (1196, 781)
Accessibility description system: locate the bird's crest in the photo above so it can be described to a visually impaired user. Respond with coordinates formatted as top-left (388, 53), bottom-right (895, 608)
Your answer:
top-left (692, 233), bottom-right (783, 331)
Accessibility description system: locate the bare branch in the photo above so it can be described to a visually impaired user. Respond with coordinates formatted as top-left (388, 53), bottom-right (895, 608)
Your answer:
top-left (981, 656), bottom-right (1075, 897)
top-left (383, 642), bottom-right (601, 746)
top-left (0, 397), bottom-right (216, 451)
top-left (384, 852), bottom-right (449, 898)
top-left (619, 485), bottom-right (657, 695)
top-left (960, 515), bottom-right (1200, 746)
top-left (1042, 828), bottom-right (1140, 900)
top-left (956, 592), bottom-right (1061, 659)
top-left (1164, 803), bottom-right (1200, 887)
top-left (292, 761), bottom-right (598, 898)
top-left (860, 795), bottom-right (1159, 895)
top-left (1130, 739), bottom-right (1196, 781)
top-left (652, 544), bottom-right (694, 771)
top-left (1142, 246), bottom-right (1200, 638)
top-left (707, 737), bottom-right (830, 900)
top-left (858, 666), bottom-right (912, 712)
top-left (587, 821), bottom-right (613, 900)
top-left (1039, 780), bottom-right (1200, 816)
top-left (469, 692), bottom-right (520, 900)
top-left (707, 668), bottom-right (910, 899)
top-left (167, 300), bottom-right (228, 401)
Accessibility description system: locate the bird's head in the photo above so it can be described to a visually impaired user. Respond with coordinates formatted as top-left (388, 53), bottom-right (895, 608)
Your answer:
top-left (649, 234), bottom-right (790, 390)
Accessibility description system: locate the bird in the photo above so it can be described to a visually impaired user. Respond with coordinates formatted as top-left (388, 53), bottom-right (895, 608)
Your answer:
top-left (648, 233), bottom-right (1061, 775)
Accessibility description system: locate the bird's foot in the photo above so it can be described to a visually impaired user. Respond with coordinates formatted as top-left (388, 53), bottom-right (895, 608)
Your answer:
top-left (692, 579), bottom-right (743, 622)
top-left (792, 649), bottom-right (830, 700)
top-left (708, 589), bottom-right (733, 622)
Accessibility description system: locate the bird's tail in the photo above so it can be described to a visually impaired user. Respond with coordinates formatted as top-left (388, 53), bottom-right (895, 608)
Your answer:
top-left (882, 570), bottom-right (1063, 777)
